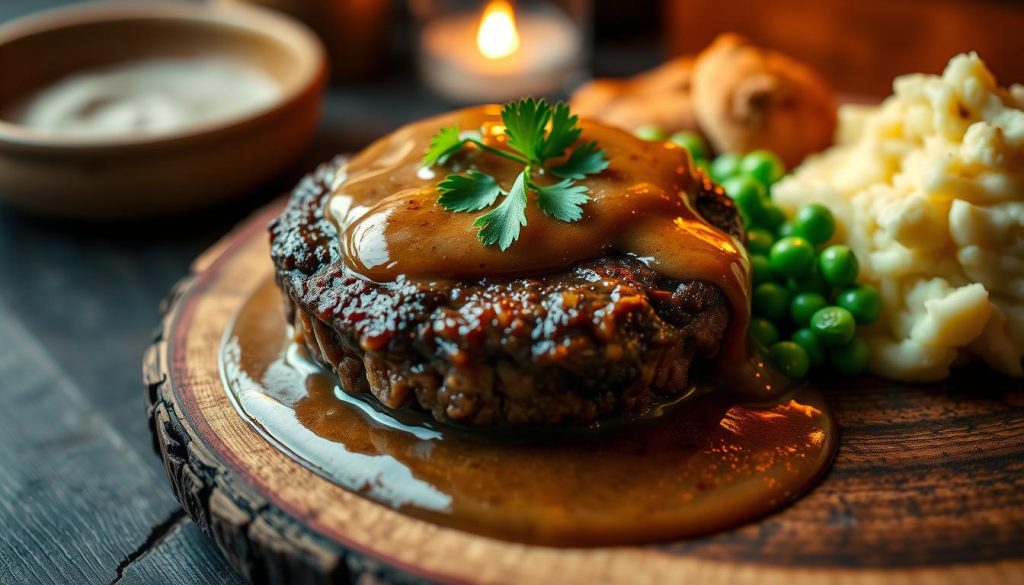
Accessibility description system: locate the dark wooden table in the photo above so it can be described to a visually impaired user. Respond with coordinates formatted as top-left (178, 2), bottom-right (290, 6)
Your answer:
top-left (0, 3), bottom-right (659, 583)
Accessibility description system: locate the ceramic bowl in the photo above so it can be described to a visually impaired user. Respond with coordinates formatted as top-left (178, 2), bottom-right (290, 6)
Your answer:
top-left (0, 1), bottom-right (327, 219)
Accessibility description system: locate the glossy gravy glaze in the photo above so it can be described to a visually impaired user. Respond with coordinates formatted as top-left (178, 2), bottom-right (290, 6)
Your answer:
top-left (224, 282), bottom-right (837, 546)
top-left (328, 105), bottom-right (780, 396)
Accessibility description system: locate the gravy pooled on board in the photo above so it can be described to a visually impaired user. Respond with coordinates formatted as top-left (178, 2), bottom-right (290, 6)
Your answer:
top-left (328, 106), bottom-right (777, 395)
top-left (249, 109), bottom-right (832, 543)
top-left (224, 281), bottom-right (837, 546)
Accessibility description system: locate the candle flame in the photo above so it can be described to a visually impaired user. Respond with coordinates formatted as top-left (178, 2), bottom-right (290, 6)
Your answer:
top-left (476, 0), bottom-right (520, 60)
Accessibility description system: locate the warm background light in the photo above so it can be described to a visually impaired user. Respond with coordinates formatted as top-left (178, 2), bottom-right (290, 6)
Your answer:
top-left (476, 0), bottom-right (520, 60)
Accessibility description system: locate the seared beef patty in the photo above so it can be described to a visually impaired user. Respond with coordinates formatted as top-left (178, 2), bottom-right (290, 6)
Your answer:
top-left (270, 157), bottom-right (744, 426)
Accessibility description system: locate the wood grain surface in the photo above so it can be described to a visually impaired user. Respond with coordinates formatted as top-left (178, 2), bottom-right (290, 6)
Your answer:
top-left (145, 203), bottom-right (1024, 584)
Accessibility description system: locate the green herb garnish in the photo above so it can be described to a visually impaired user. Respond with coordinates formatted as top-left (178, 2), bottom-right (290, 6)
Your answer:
top-left (424, 98), bottom-right (609, 250)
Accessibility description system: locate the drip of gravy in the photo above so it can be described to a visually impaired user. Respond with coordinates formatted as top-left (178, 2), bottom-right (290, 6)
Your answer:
top-left (328, 106), bottom-right (783, 397)
top-left (223, 282), bottom-right (837, 546)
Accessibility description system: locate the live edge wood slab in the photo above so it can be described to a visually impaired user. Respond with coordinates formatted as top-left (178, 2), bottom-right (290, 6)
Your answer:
top-left (144, 201), bottom-right (1024, 585)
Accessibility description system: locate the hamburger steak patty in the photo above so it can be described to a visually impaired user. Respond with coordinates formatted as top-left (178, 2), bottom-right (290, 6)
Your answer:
top-left (270, 157), bottom-right (745, 426)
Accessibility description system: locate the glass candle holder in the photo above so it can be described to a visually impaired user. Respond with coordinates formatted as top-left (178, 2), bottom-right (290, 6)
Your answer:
top-left (412, 0), bottom-right (591, 104)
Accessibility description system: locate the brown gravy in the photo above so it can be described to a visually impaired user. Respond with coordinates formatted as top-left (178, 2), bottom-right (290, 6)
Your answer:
top-left (328, 106), bottom-right (785, 396)
top-left (224, 282), bottom-right (837, 546)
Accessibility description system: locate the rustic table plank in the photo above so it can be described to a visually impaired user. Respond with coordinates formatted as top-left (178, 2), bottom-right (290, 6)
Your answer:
top-left (0, 301), bottom-right (232, 585)
top-left (116, 518), bottom-right (247, 585)
top-left (0, 198), bottom-right (319, 477)
top-left (0, 207), bottom-right (236, 476)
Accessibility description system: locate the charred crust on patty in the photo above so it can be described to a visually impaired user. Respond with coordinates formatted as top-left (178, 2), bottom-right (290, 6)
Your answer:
top-left (270, 158), bottom-right (744, 426)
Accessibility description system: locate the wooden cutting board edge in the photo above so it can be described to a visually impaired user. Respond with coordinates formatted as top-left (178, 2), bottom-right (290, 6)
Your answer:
top-left (143, 200), bottom-right (1024, 585)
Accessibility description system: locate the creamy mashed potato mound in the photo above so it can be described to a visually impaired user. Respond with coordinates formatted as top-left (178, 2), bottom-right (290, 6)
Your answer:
top-left (774, 53), bottom-right (1024, 381)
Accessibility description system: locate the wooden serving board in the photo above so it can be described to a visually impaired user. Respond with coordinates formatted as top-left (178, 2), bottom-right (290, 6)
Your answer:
top-left (145, 202), bottom-right (1024, 585)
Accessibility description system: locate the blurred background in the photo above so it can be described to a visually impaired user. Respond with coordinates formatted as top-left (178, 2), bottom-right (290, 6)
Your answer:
top-left (0, 0), bottom-right (1019, 164)
top-left (0, 0), bottom-right (1018, 224)
top-left (0, 1), bottom-right (1018, 583)
top-left (6, 0), bottom-right (1022, 100)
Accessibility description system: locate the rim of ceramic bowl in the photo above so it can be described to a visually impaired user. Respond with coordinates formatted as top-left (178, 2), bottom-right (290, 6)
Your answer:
top-left (0, 1), bottom-right (327, 155)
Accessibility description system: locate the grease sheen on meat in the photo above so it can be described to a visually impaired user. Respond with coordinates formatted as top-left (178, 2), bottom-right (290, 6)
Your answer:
top-left (270, 153), bottom-right (745, 426)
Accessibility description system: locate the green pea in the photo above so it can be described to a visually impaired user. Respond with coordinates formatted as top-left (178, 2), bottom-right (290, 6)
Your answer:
top-left (722, 176), bottom-right (767, 227)
top-left (752, 282), bottom-right (791, 321)
top-left (830, 337), bottom-right (870, 376)
top-left (750, 255), bottom-right (777, 285)
top-left (791, 328), bottom-right (825, 368)
top-left (793, 203), bottom-right (836, 246)
top-left (669, 131), bottom-right (708, 160)
top-left (786, 265), bottom-right (830, 296)
top-left (769, 236), bottom-right (816, 278)
top-left (749, 318), bottom-right (780, 347)
top-left (818, 245), bottom-right (859, 286)
top-left (769, 341), bottom-right (810, 378)
top-left (746, 229), bottom-right (775, 256)
top-left (836, 285), bottom-right (882, 325)
top-left (790, 292), bottom-right (829, 327)
top-left (776, 222), bottom-right (796, 238)
top-left (635, 125), bottom-right (666, 141)
top-left (740, 150), bottom-right (786, 186)
top-left (758, 205), bottom-right (786, 232)
top-left (709, 153), bottom-right (743, 183)
top-left (810, 306), bottom-right (857, 347)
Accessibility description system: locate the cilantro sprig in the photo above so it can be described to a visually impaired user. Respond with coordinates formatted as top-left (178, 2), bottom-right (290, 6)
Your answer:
top-left (423, 98), bottom-right (609, 250)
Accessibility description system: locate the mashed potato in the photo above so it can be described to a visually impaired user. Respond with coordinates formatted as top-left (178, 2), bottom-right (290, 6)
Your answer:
top-left (773, 53), bottom-right (1024, 381)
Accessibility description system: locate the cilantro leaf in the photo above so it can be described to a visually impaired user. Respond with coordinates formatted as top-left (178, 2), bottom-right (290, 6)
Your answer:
top-left (534, 179), bottom-right (590, 222)
top-left (438, 171), bottom-right (503, 212)
top-left (426, 99), bottom-right (611, 251)
top-left (550, 141), bottom-right (609, 180)
top-left (502, 98), bottom-right (550, 163)
top-left (474, 171), bottom-right (528, 250)
top-left (423, 125), bottom-right (464, 167)
top-left (539, 102), bottom-right (581, 161)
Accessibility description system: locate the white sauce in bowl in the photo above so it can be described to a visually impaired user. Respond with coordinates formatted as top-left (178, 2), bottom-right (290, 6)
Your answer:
top-left (5, 55), bottom-right (281, 137)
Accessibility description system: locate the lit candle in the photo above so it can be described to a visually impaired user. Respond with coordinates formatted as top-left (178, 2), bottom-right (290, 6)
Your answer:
top-left (419, 0), bottom-right (583, 103)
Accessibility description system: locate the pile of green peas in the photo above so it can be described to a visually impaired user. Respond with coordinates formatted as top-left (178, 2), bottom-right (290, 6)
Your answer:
top-left (635, 126), bottom-right (880, 379)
